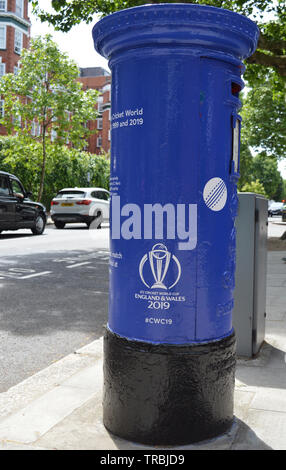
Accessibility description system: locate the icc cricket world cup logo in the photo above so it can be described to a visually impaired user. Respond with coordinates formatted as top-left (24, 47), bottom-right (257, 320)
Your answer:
top-left (139, 244), bottom-right (181, 290)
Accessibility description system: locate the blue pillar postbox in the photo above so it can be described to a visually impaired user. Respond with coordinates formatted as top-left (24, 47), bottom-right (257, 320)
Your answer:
top-left (93, 4), bottom-right (259, 445)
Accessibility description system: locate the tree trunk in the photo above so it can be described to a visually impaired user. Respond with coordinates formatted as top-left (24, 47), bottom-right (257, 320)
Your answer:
top-left (37, 128), bottom-right (47, 202)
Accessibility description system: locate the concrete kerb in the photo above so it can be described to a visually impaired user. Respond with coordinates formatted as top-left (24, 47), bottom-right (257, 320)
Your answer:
top-left (0, 338), bottom-right (104, 446)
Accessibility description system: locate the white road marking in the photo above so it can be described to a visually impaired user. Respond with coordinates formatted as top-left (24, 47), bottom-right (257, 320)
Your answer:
top-left (66, 262), bottom-right (91, 269)
top-left (20, 271), bottom-right (52, 280)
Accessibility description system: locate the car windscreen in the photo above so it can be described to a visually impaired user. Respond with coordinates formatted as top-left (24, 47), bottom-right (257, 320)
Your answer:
top-left (55, 191), bottom-right (86, 199)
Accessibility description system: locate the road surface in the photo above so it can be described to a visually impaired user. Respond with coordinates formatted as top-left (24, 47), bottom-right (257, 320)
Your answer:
top-left (0, 224), bottom-right (109, 392)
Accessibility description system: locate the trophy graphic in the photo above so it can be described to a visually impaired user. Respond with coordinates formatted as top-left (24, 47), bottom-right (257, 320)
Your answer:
top-left (139, 243), bottom-right (181, 290)
top-left (149, 243), bottom-right (171, 289)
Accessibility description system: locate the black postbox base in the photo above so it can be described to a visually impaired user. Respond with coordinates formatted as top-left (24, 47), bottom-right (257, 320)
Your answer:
top-left (103, 328), bottom-right (236, 446)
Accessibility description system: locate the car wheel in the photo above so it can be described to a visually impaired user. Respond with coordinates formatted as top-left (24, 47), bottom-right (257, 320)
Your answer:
top-left (32, 213), bottom-right (46, 235)
top-left (55, 221), bottom-right (65, 229)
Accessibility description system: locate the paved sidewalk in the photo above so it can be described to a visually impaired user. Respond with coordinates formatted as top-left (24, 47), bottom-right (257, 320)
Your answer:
top-left (0, 250), bottom-right (285, 450)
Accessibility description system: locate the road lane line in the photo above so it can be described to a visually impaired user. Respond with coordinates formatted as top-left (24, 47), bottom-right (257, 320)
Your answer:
top-left (20, 271), bottom-right (52, 279)
top-left (66, 262), bottom-right (91, 269)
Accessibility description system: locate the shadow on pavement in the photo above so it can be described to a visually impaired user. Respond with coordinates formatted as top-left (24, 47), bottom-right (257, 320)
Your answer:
top-left (0, 233), bottom-right (35, 239)
top-left (103, 417), bottom-right (272, 450)
top-left (236, 341), bottom-right (286, 390)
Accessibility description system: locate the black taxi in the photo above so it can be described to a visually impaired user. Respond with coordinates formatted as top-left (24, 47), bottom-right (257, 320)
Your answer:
top-left (0, 171), bottom-right (46, 235)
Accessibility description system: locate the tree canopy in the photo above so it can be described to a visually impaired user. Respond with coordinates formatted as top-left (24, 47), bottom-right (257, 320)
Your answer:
top-left (241, 74), bottom-right (286, 159)
top-left (0, 35), bottom-right (99, 200)
top-left (30, 0), bottom-right (286, 80)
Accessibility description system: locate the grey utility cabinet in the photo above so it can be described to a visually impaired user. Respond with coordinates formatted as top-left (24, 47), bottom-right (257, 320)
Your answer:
top-left (233, 192), bottom-right (268, 357)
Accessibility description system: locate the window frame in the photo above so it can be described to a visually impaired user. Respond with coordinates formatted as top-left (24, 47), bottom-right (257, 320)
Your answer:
top-left (0, 25), bottom-right (6, 49)
top-left (97, 96), bottom-right (103, 114)
top-left (91, 190), bottom-right (110, 201)
top-left (0, 99), bottom-right (5, 118)
top-left (15, 0), bottom-right (24, 18)
top-left (0, 62), bottom-right (5, 77)
top-left (0, 0), bottom-right (7, 13)
top-left (14, 29), bottom-right (23, 55)
top-left (97, 136), bottom-right (102, 148)
top-left (97, 117), bottom-right (103, 130)
top-left (14, 64), bottom-right (20, 75)
top-left (10, 177), bottom-right (25, 198)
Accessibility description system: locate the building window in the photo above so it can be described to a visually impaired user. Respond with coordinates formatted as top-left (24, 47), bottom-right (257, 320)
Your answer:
top-left (0, 26), bottom-right (6, 49)
top-left (15, 0), bottom-right (23, 17)
top-left (0, 1), bottom-right (7, 12)
top-left (31, 121), bottom-right (41, 136)
top-left (14, 65), bottom-right (20, 75)
top-left (0, 99), bottom-right (4, 118)
top-left (31, 121), bottom-right (36, 136)
top-left (14, 30), bottom-right (23, 55)
top-left (0, 62), bottom-right (6, 77)
top-left (97, 118), bottom-right (103, 130)
top-left (97, 96), bottom-right (103, 113)
top-left (13, 114), bottom-right (21, 127)
top-left (51, 128), bottom-right (57, 142)
top-left (97, 136), bottom-right (102, 148)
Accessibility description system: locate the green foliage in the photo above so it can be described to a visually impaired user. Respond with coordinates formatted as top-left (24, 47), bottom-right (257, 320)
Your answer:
top-left (0, 136), bottom-right (110, 209)
top-left (282, 180), bottom-right (286, 200)
top-left (241, 77), bottom-right (286, 159)
top-left (30, 0), bottom-right (282, 26)
top-left (237, 136), bottom-right (254, 190)
top-left (238, 150), bottom-right (284, 200)
top-left (0, 35), bottom-right (99, 201)
top-left (238, 74), bottom-right (286, 199)
top-left (30, 0), bottom-right (286, 81)
top-left (0, 35), bottom-right (98, 147)
top-left (240, 179), bottom-right (268, 198)
top-left (252, 152), bottom-right (284, 200)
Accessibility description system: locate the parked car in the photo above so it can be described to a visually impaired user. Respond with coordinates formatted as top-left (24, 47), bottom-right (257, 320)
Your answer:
top-left (268, 202), bottom-right (284, 217)
top-left (50, 187), bottom-right (110, 229)
top-left (0, 171), bottom-right (46, 235)
top-left (282, 204), bottom-right (286, 222)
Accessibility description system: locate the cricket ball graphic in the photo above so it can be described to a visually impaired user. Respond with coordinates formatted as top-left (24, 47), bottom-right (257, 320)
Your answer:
top-left (203, 177), bottom-right (227, 212)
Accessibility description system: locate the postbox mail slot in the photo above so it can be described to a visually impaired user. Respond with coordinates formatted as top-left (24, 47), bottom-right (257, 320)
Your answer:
top-left (232, 117), bottom-right (241, 174)
top-left (231, 82), bottom-right (242, 97)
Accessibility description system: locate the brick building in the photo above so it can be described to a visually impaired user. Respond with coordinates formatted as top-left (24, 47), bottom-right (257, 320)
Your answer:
top-left (78, 67), bottom-right (111, 155)
top-left (0, 0), bottom-right (30, 132)
top-left (0, 4), bottom-right (111, 155)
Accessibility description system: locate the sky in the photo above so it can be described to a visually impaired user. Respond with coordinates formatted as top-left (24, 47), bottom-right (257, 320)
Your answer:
top-left (28, 1), bottom-right (110, 72)
top-left (28, 2), bottom-right (286, 180)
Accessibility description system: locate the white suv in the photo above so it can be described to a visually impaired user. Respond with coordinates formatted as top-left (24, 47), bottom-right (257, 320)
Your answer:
top-left (50, 187), bottom-right (110, 229)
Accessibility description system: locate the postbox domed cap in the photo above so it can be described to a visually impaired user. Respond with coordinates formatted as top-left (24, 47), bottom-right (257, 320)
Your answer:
top-left (93, 4), bottom-right (259, 61)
